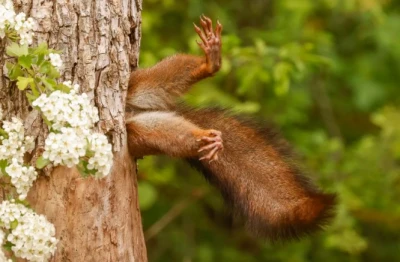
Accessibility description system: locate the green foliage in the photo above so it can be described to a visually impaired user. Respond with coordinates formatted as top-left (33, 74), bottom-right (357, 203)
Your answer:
top-left (0, 160), bottom-right (8, 176)
top-left (35, 156), bottom-right (50, 170)
top-left (6, 42), bottom-right (62, 102)
top-left (6, 42), bottom-right (28, 57)
top-left (137, 0), bottom-right (400, 261)
top-left (138, 182), bottom-right (158, 210)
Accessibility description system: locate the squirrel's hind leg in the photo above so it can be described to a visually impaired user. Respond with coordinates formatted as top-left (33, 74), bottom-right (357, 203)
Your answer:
top-left (126, 111), bottom-right (223, 161)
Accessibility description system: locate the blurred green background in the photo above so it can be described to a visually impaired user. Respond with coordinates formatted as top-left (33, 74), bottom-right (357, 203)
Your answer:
top-left (136, 0), bottom-right (400, 261)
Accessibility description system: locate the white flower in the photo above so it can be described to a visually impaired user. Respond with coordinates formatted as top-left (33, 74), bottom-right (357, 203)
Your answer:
top-left (0, 117), bottom-right (35, 164)
top-left (0, 1), bottom-right (36, 45)
top-left (14, 12), bottom-right (26, 31)
top-left (31, 93), bottom-right (46, 108)
top-left (1, 0), bottom-right (14, 10)
top-left (6, 158), bottom-right (38, 200)
top-left (48, 53), bottom-right (63, 71)
top-left (86, 133), bottom-right (113, 178)
top-left (32, 91), bottom-right (99, 134)
top-left (30, 83), bottom-right (113, 178)
top-left (15, 13), bottom-right (36, 45)
top-left (0, 117), bottom-right (37, 198)
top-left (62, 81), bottom-right (80, 93)
top-left (43, 128), bottom-right (86, 168)
top-left (0, 1), bottom-right (16, 39)
top-left (9, 212), bottom-right (58, 262)
top-left (0, 200), bottom-right (28, 229)
top-left (0, 200), bottom-right (58, 262)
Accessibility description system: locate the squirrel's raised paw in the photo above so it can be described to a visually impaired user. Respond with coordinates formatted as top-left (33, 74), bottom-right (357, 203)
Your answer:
top-left (193, 15), bottom-right (222, 74)
top-left (197, 129), bottom-right (223, 162)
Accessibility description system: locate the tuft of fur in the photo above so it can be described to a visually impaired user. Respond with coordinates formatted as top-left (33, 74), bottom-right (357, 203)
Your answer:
top-left (178, 106), bottom-right (336, 241)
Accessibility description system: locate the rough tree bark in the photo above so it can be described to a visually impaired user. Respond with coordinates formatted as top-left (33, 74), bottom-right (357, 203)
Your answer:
top-left (0, 0), bottom-right (147, 261)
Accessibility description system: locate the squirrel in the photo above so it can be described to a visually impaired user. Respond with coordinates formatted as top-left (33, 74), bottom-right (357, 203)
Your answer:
top-left (125, 15), bottom-right (336, 241)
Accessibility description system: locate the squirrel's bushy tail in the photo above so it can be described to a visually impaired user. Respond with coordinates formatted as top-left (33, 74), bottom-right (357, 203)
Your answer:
top-left (178, 106), bottom-right (336, 241)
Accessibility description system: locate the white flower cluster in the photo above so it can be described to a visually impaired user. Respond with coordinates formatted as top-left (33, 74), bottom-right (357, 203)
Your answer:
top-left (14, 13), bottom-right (35, 45)
top-left (43, 127), bottom-right (86, 168)
top-left (87, 133), bottom-right (113, 178)
top-left (63, 80), bottom-right (80, 93)
top-left (48, 53), bottom-right (63, 71)
top-left (0, 0), bottom-right (35, 45)
top-left (5, 159), bottom-right (38, 200)
top-left (32, 90), bottom-right (99, 134)
top-left (0, 0), bottom-right (15, 38)
top-left (9, 213), bottom-right (57, 261)
top-left (0, 200), bottom-right (27, 229)
top-left (0, 200), bottom-right (57, 262)
top-left (0, 117), bottom-right (35, 163)
top-left (32, 84), bottom-right (113, 177)
top-left (0, 117), bottom-right (37, 200)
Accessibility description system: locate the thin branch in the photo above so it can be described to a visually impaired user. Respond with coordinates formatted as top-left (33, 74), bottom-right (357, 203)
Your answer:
top-left (311, 72), bottom-right (343, 141)
top-left (145, 188), bottom-right (207, 241)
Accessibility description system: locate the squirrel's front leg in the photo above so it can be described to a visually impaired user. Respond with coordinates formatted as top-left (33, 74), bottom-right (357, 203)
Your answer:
top-left (192, 15), bottom-right (223, 79)
top-left (126, 111), bottom-right (223, 161)
top-left (127, 16), bottom-right (223, 112)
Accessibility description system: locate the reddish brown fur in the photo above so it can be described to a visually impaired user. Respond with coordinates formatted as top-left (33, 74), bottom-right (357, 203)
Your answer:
top-left (125, 16), bottom-right (336, 241)
top-left (180, 107), bottom-right (336, 240)
top-left (127, 55), bottom-right (207, 111)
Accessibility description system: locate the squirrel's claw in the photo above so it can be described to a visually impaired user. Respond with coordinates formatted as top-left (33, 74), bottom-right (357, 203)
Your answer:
top-left (198, 129), bottom-right (223, 162)
top-left (199, 146), bottom-right (221, 162)
top-left (194, 15), bottom-right (222, 75)
top-left (198, 139), bottom-right (223, 152)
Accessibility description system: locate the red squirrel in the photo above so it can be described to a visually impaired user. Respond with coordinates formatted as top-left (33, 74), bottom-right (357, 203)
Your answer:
top-left (126, 16), bottom-right (336, 241)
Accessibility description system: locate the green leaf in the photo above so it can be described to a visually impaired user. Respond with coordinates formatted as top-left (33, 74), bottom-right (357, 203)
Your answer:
top-left (39, 61), bottom-right (51, 74)
top-left (36, 54), bottom-right (45, 65)
top-left (8, 64), bottom-right (24, 81)
top-left (42, 116), bottom-right (52, 127)
top-left (10, 220), bottom-right (18, 230)
top-left (0, 128), bottom-right (8, 139)
top-left (26, 92), bottom-right (38, 104)
top-left (3, 241), bottom-right (14, 251)
top-left (77, 160), bottom-right (97, 177)
top-left (83, 160), bottom-right (97, 175)
top-left (273, 62), bottom-right (292, 96)
top-left (16, 76), bottom-right (34, 90)
top-left (47, 66), bottom-right (61, 78)
top-left (30, 81), bottom-right (40, 97)
top-left (36, 156), bottom-right (50, 169)
top-left (55, 83), bottom-right (71, 93)
top-left (237, 66), bottom-right (258, 95)
top-left (5, 61), bottom-right (15, 71)
top-left (0, 159), bottom-right (8, 176)
top-left (41, 77), bottom-right (57, 91)
top-left (34, 77), bottom-right (44, 92)
top-left (138, 182), bottom-right (158, 210)
top-left (14, 198), bottom-right (31, 207)
top-left (33, 42), bottom-right (49, 55)
top-left (77, 165), bottom-right (88, 178)
top-left (18, 55), bottom-right (33, 69)
top-left (274, 78), bottom-right (290, 96)
top-left (273, 61), bottom-right (292, 81)
top-left (6, 42), bottom-right (28, 57)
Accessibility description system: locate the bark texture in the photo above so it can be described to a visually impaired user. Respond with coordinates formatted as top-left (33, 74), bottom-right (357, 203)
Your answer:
top-left (0, 0), bottom-right (147, 261)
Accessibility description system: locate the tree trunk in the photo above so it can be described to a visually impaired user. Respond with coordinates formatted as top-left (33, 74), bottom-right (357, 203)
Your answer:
top-left (0, 0), bottom-right (147, 261)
